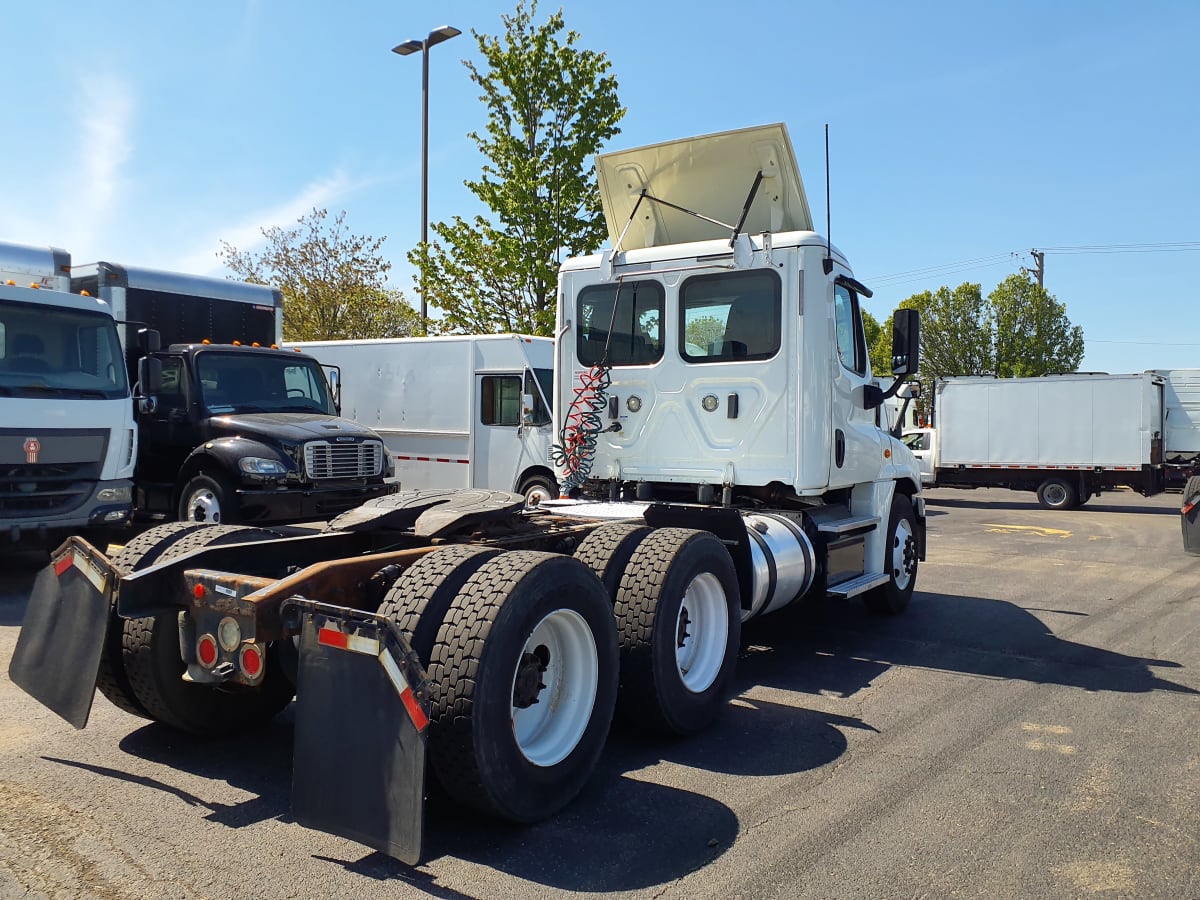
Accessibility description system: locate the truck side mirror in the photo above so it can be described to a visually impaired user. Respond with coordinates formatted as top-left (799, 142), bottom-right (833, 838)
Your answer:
top-left (521, 393), bottom-right (536, 426)
top-left (898, 379), bottom-right (921, 400)
top-left (324, 366), bottom-right (342, 416)
top-left (891, 309), bottom-right (920, 377)
top-left (136, 356), bottom-right (162, 414)
top-left (138, 328), bottom-right (161, 354)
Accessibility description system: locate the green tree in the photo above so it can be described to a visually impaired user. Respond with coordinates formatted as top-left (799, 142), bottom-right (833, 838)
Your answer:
top-left (413, 0), bottom-right (624, 336)
top-left (990, 273), bottom-right (1085, 377)
top-left (220, 208), bottom-right (418, 341)
top-left (898, 282), bottom-right (995, 382)
top-left (685, 314), bottom-right (725, 352)
top-left (862, 309), bottom-right (894, 376)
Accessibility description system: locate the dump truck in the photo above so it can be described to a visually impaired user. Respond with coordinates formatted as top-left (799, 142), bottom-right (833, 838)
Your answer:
top-left (11, 124), bottom-right (925, 864)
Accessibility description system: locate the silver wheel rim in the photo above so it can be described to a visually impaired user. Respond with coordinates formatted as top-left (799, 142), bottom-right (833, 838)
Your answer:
top-left (1043, 483), bottom-right (1067, 507)
top-left (184, 487), bottom-right (222, 523)
top-left (523, 483), bottom-right (555, 507)
top-left (675, 572), bottom-right (729, 694)
top-left (510, 608), bottom-right (598, 767)
top-left (892, 518), bottom-right (915, 591)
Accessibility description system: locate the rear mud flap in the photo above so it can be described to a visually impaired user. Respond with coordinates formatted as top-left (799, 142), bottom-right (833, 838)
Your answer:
top-left (8, 540), bottom-right (113, 729)
top-left (290, 602), bottom-right (430, 866)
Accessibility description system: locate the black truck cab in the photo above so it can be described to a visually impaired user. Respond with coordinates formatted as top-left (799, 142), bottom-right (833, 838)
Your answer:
top-left (136, 342), bottom-right (394, 523)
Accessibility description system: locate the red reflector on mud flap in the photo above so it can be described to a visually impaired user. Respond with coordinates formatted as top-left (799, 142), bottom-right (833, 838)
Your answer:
top-left (1184, 500), bottom-right (1197, 516)
top-left (53, 552), bottom-right (74, 578)
top-left (317, 627), bottom-right (348, 650)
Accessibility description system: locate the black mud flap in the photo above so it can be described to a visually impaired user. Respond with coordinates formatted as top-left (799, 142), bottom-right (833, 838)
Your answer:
top-left (1184, 496), bottom-right (1200, 556)
top-left (8, 538), bottom-right (113, 729)
top-left (290, 601), bottom-right (430, 866)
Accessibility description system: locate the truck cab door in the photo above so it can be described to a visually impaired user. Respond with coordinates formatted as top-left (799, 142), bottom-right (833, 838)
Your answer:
top-left (829, 281), bottom-right (883, 488)
top-left (136, 355), bottom-right (197, 487)
top-left (904, 429), bottom-right (936, 486)
top-left (473, 372), bottom-right (530, 491)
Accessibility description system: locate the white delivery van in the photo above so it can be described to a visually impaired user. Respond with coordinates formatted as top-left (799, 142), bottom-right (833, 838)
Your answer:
top-left (287, 334), bottom-right (558, 503)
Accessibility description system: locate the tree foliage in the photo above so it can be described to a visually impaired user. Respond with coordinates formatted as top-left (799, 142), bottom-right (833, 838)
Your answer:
top-left (413, 0), bottom-right (624, 336)
top-left (876, 273), bottom-right (1084, 383)
top-left (220, 208), bottom-right (418, 341)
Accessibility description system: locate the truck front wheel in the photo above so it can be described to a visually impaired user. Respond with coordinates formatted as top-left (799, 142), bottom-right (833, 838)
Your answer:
top-left (178, 472), bottom-right (239, 524)
top-left (1037, 477), bottom-right (1078, 510)
top-left (427, 552), bottom-right (617, 823)
top-left (613, 528), bottom-right (741, 736)
top-left (864, 494), bottom-right (919, 615)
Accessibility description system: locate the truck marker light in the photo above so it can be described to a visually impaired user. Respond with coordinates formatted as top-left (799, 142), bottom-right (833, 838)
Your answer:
top-left (884, 448), bottom-right (891, 459)
top-left (193, 583), bottom-right (206, 599)
top-left (380, 649), bottom-right (429, 732)
top-left (197, 634), bottom-right (218, 668)
top-left (239, 644), bottom-right (263, 679)
top-left (202, 338), bottom-right (211, 344)
top-left (232, 340), bottom-right (242, 346)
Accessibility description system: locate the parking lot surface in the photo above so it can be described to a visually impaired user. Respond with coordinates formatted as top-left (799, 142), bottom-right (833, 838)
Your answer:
top-left (1, 488), bottom-right (1197, 898)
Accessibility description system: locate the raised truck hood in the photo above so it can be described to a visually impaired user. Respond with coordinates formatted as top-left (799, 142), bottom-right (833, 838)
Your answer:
top-left (595, 122), bottom-right (814, 252)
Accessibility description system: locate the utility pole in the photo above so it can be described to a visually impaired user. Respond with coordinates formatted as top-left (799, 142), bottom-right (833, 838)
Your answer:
top-left (1029, 249), bottom-right (1045, 287)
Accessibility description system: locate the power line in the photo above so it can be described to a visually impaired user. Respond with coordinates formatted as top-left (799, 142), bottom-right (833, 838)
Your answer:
top-left (1087, 338), bottom-right (1200, 347)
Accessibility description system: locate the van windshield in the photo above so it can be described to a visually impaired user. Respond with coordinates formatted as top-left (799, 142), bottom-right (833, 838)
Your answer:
top-left (0, 299), bottom-right (128, 399)
top-left (195, 351), bottom-right (334, 415)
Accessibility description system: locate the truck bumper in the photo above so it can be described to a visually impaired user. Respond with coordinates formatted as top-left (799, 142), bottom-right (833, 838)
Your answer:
top-left (3, 479), bottom-right (133, 545)
top-left (235, 481), bottom-right (398, 524)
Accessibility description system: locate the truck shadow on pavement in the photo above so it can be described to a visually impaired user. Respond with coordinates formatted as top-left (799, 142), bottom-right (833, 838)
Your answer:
top-left (744, 590), bottom-right (1197, 697)
top-left (40, 583), bottom-right (1193, 892)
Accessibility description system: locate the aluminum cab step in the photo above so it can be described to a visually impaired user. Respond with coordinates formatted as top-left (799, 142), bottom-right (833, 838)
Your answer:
top-left (816, 515), bottom-right (880, 536)
top-left (826, 571), bottom-right (890, 599)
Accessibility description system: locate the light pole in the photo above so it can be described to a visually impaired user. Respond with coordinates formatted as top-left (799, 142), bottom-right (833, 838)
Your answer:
top-left (392, 25), bottom-right (461, 334)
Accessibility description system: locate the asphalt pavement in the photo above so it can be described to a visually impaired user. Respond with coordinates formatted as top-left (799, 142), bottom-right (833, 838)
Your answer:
top-left (1, 488), bottom-right (1197, 898)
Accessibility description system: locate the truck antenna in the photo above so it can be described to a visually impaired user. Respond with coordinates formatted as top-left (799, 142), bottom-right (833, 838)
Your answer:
top-left (823, 124), bottom-right (833, 276)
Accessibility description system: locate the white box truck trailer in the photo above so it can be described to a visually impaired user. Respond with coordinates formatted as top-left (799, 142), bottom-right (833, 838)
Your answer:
top-left (286, 334), bottom-right (558, 504)
top-left (904, 373), bottom-right (1166, 508)
top-left (12, 124), bottom-right (925, 865)
top-left (0, 241), bottom-right (136, 546)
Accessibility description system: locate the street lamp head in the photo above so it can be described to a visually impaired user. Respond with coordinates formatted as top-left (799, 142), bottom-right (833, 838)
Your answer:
top-left (391, 39), bottom-right (423, 56)
top-left (427, 25), bottom-right (461, 46)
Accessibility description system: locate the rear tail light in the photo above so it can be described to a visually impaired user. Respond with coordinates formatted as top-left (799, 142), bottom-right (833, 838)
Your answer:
top-left (197, 634), bottom-right (218, 668)
top-left (239, 644), bottom-right (264, 680)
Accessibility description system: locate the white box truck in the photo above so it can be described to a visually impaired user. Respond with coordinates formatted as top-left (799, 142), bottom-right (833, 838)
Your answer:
top-left (904, 373), bottom-right (1166, 508)
top-left (13, 123), bottom-right (925, 864)
top-left (286, 334), bottom-right (559, 504)
top-left (0, 241), bottom-right (136, 546)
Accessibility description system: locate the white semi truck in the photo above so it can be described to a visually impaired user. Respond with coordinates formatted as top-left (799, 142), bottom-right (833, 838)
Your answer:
top-left (11, 123), bottom-right (924, 864)
top-left (287, 334), bottom-right (558, 504)
top-left (0, 241), bottom-right (137, 546)
top-left (904, 373), bottom-right (1170, 509)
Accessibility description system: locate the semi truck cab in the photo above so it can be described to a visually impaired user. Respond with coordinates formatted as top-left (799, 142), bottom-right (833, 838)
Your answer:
top-left (136, 343), bottom-right (393, 523)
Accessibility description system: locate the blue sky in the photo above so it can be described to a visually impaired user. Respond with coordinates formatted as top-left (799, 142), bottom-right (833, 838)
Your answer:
top-left (2, 1), bottom-right (1196, 372)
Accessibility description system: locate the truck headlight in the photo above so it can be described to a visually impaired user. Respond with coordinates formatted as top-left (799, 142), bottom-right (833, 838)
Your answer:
top-left (239, 457), bottom-right (287, 475)
top-left (97, 485), bottom-right (132, 503)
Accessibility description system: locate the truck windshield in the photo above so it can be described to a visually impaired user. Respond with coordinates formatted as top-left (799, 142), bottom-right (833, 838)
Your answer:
top-left (195, 351), bottom-right (334, 415)
top-left (0, 299), bottom-right (128, 399)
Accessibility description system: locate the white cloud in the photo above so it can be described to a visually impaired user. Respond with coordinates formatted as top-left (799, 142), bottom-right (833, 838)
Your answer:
top-left (59, 73), bottom-right (135, 251)
top-left (167, 170), bottom-right (365, 276)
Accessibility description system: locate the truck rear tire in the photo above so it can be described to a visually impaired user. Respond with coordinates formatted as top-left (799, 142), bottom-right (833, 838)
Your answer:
top-left (612, 528), bottom-right (741, 736)
top-left (864, 495), bottom-right (919, 615)
top-left (121, 525), bottom-right (294, 736)
top-left (572, 523), bottom-right (653, 600)
top-left (95, 522), bottom-right (212, 718)
top-left (376, 545), bottom-right (501, 665)
top-left (426, 552), bottom-right (618, 823)
top-left (178, 472), bottom-right (240, 524)
top-left (1037, 477), bottom-right (1078, 510)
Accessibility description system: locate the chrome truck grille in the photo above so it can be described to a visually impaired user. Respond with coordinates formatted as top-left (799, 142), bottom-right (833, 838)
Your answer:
top-left (303, 440), bottom-right (384, 479)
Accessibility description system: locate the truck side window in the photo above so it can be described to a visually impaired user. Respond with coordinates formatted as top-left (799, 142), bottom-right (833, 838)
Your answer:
top-left (481, 375), bottom-right (522, 426)
top-left (680, 270), bottom-right (781, 362)
top-left (834, 283), bottom-right (867, 376)
top-left (523, 370), bottom-right (551, 425)
top-left (577, 280), bottom-right (664, 367)
top-left (157, 357), bottom-right (188, 418)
